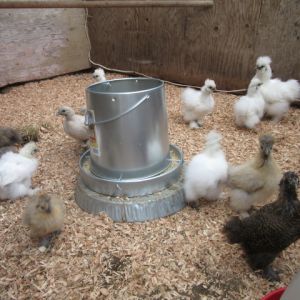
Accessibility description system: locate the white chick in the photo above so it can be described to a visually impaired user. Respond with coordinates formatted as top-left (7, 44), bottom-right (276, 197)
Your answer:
top-left (184, 130), bottom-right (228, 206)
top-left (80, 68), bottom-right (106, 114)
top-left (181, 79), bottom-right (216, 129)
top-left (234, 78), bottom-right (265, 130)
top-left (56, 106), bottom-right (92, 143)
top-left (254, 56), bottom-right (300, 122)
top-left (92, 67), bottom-right (106, 83)
top-left (0, 142), bottom-right (39, 200)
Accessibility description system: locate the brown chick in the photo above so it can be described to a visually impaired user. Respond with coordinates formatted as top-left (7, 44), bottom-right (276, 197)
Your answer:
top-left (227, 134), bottom-right (281, 218)
top-left (0, 127), bottom-right (22, 148)
top-left (23, 192), bottom-right (65, 250)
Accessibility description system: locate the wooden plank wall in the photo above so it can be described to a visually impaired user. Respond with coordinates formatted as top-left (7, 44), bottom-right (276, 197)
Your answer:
top-left (0, 9), bottom-right (90, 88)
top-left (88, 0), bottom-right (300, 90)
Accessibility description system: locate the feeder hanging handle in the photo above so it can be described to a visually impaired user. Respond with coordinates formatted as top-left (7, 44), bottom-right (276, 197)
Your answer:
top-left (85, 94), bottom-right (150, 126)
top-left (84, 110), bottom-right (95, 127)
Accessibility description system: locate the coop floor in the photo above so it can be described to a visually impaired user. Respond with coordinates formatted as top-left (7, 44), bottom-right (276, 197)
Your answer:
top-left (0, 71), bottom-right (299, 300)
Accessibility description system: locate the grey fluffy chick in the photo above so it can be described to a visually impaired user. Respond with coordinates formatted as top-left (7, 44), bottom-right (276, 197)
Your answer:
top-left (223, 171), bottom-right (300, 281)
top-left (23, 192), bottom-right (65, 250)
top-left (0, 127), bottom-right (21, 148)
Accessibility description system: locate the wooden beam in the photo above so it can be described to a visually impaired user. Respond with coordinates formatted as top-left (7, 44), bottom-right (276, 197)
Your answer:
top-left (0, 0), bottom-right (214, 9)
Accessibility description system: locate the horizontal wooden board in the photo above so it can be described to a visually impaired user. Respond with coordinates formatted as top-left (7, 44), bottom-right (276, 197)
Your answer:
top-left (0, 8), bottom-right (90, 87)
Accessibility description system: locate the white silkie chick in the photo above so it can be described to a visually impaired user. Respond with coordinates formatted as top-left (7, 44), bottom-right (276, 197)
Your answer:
top-left (234, 78), bottom-right (265, 130)
top-left (92, 67), bottom-right (106, 83)
top-left (56, 106), bottom-right (92, 143)
top-left (254, 56), bottom-right (300, 122)
top-left (0, 142), bottom-right (39, 200)
top-left (184, 130), bottom-right (228, 207)
top-left (181, 79), bottom-right (216, 129)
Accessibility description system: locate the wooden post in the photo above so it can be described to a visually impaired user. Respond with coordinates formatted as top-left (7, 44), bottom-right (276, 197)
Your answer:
top-left (0, 0), bottom-right (214, 9)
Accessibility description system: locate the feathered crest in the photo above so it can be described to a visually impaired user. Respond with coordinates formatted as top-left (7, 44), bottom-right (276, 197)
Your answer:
top-left (256, 56), bottom-right (272, 67)
top-left (204, 79), bottom-right (216, 89)
top-left (93, 68), bottom-right (105, 77)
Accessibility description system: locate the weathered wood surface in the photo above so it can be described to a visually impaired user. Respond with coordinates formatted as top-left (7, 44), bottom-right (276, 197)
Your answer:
top-left (0, 0), bottom-right (214, 8)
top-left (0, 9), bottom-right (90, 87)
top-left (88, 0), bottom-right (300, 89)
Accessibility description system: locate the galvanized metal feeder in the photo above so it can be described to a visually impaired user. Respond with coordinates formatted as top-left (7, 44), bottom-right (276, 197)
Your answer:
top-left (75, 77), bottom-right (185, 222)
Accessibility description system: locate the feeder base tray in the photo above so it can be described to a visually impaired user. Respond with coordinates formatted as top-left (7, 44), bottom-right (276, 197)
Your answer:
top-left (79, 144), bottom-right (183, 197)
top-left (75, 176), bottom-right (185, 222)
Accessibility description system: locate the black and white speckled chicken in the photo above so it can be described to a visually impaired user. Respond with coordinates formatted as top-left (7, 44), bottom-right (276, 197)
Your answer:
top-left (223, 171), bottom-right (300, 281)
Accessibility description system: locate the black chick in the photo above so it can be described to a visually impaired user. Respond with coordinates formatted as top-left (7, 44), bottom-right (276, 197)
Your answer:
top-left (223, 171), bottom-right (300, 281)
top-left (0, 127), bottom-right (22, 148)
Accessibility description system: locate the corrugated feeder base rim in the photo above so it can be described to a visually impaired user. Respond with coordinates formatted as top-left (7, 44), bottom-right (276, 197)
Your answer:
top-left (75, 176), bottom-right (185, 222)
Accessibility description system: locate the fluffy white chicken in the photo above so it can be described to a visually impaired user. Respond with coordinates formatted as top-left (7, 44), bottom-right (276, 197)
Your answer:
top-left (254, 56), bottom-right (300, 122)
top-left (234, 78), bottom-right (265, 130)
top-left (92, 67), bottom-right (106, 82)
top-left (56, 106), bottom-right (92, 143)
top-left (181, 79), bottom-right (216, 129)
top-left (0, 142), bottom-right (39, 200)
top-left (184, 131), bottom-right (228, 206)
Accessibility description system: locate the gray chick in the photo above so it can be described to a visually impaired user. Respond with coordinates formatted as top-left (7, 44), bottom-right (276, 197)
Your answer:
top-left (0, 127), bottom-right (22, 148)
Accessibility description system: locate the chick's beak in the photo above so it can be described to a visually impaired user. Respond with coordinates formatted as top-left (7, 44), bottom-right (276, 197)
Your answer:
top-left (256, 65), bottom-right (265, 71)
top-left (262, 145), bottom-right (272, 158)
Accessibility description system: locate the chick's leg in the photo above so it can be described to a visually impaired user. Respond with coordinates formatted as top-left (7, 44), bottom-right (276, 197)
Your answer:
top-left (247, 252), bottom-right (279, 281)
top-left (262, 265), bottom-right (280, 282)
top-left (196, 119), bottom-right (203, 127)
top-left (187, 200), bottom-right (200, 210)
top-left (189, 121), bottom-right (200, 129)
top-left (38, 231), bottom-right (61, 251)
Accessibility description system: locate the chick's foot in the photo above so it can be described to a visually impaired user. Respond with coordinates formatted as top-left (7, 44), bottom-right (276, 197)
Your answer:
top-left (262, 265), bottom-right (280, 282)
